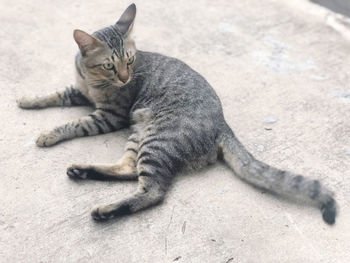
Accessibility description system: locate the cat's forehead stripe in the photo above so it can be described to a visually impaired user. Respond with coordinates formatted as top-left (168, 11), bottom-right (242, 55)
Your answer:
top-left (94, 26), bottom-right (124, 60)
top-left (112, 49), bottom-right (123, 60)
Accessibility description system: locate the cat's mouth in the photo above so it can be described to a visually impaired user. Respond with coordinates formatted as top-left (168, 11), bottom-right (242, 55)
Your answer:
top-left (113, 71), bottom-right (134, 87)
top-left (113, 76), bottom-right (131, 87)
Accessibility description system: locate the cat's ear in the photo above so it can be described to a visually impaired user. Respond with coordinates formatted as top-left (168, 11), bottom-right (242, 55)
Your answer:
top-left (73, 29), bottom-right (101, 56)
top-left (116, 3), bottom-right (136, 37)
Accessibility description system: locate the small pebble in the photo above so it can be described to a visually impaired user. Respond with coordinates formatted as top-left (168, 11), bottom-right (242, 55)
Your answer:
top-left (257, 145), bottom-right (265, 152)
top-left (24, 140), bottom-right (35, 147)
top-left (334, 91), bottom-right (350, 103)
top-left (263, 115), bottom-right (278, 124)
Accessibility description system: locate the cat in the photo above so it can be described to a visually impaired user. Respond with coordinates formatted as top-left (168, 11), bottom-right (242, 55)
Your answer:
top-left (17, 3), bottom-right (337, 224)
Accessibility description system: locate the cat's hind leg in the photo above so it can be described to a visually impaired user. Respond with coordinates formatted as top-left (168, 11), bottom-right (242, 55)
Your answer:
top-left (67, 162), bottom-right (137, 180)
top-left (17, 85), bottom-right (91, 109)
top-left (67, 135), bottom-right (139, 180)
top-left (90, 141), bottom-right (174, 221)
top-left (91, 174), bottom-right (167, 220)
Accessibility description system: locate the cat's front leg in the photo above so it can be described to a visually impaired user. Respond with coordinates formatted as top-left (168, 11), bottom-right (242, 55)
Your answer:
top-left (36, 109), bottom-right (129, 147)
top-left (17, 85), bottom-right (91, 109)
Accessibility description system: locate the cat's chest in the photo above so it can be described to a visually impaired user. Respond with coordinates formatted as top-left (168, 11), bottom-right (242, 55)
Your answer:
top-left (86, 84), bottom-right (134, 109)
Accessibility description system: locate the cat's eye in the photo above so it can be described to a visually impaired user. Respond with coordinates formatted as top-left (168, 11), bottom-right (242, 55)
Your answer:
top-left (127, 56), bottom-right (135, 66)
top-left (103, 62), bottom-right (115, 70)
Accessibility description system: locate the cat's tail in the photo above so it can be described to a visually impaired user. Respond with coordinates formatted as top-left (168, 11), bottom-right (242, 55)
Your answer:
top-left (218, 122), bottom-right (337, 225)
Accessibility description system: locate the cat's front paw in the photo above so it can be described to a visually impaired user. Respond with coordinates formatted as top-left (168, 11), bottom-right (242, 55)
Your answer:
top-left (36, 132), bottom-right (61, 147)
top-left (17, 97), bottom-right (39, 109)
top-left (91, 204), bottom-right (115, 221)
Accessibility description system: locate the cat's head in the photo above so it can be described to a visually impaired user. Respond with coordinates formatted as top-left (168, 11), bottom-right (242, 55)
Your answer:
top-left (74, 4), bottom-right (137, 87)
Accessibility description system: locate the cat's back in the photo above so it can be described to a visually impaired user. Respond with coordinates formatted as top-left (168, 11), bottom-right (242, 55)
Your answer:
top-left (132, 51), bottom-right (224, 168)
top-left (134, 51), bottom-right (223, 115)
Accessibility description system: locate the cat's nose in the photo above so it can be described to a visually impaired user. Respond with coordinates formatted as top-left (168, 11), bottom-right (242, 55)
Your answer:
top-left (118, 71), bottom-right (129, 83)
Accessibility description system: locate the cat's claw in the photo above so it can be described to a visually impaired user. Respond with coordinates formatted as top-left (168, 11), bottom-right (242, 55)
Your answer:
top-left (67, 167), bottom-right (88, 179)
top-left (36, 132), bottom-right (60, 147)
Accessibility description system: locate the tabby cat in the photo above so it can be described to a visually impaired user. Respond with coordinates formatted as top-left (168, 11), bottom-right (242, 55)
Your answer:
top-left (17, 4), bottom-right (337, 224)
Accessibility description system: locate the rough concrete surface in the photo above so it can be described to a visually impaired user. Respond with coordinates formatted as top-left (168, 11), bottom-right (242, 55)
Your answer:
top-left (1, 0), bottom-right (349, 262)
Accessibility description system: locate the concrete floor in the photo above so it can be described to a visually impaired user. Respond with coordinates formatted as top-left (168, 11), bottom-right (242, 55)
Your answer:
top-left (1, 0), bottom-right (349, 262)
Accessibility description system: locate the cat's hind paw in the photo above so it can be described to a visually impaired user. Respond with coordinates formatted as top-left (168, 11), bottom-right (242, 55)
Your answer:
top-left (91, 203), bottom-right (131, 221)
top-left (67, 165), bottom-right (89, 179)
top-left (36, 132), bottom-right (61, 147)
top-left (91, 205), bottom-right (114, 221)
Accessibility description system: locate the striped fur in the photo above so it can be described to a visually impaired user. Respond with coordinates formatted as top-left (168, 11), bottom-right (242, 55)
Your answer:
top-left (17, 85), bottom-right (91, 109)
top-left (218, 123), bottom-right (337, 224)
top-left (18, 4), bottom-right (337, 225)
